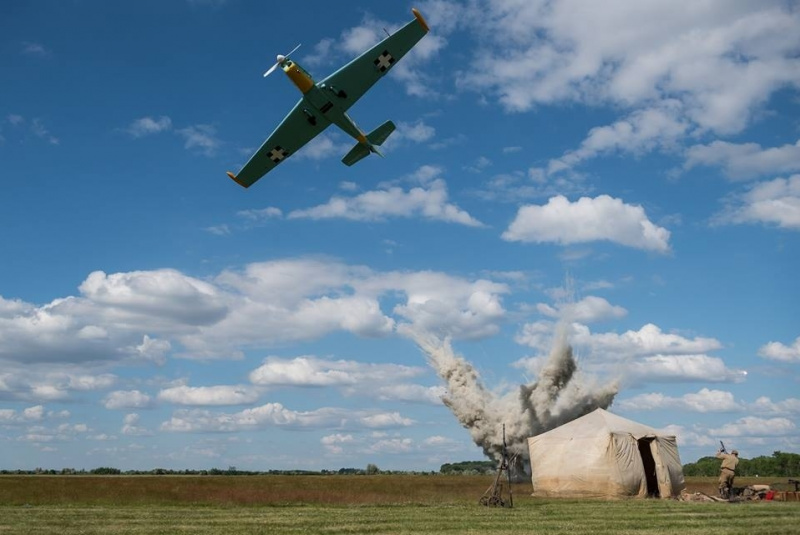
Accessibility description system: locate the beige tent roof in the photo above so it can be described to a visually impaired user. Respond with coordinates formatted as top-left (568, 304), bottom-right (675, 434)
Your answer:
top-left (527, 408), bottom-right (685, 499)
top-left (537, 407), bottom-right (663, 439)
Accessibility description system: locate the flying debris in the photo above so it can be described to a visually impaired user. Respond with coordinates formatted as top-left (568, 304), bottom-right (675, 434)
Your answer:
top-left (227, 8), bottom-right (430, 189)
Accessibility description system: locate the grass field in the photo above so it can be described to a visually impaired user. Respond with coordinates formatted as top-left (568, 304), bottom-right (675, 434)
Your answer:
top-left (1, 475), bottom-right (797, 534)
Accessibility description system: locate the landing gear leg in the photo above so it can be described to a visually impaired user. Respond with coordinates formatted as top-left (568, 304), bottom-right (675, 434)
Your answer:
top-left (303, 109), bottom-right (317, 126)
top-left (326, 85), bottom-right (347, 99)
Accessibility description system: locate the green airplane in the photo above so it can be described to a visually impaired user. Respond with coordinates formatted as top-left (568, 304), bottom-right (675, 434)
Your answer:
top-left (227, 8), bottom-right (430, 189)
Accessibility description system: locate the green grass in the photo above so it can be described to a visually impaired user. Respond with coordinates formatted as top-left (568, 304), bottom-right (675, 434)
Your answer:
top-left (1, 475), bottom-right (797, 534)
top-left (0, 475), bottom-right (497, 506)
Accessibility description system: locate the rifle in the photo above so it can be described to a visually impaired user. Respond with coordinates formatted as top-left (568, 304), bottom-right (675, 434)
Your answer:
top-left (719, 440), bottom-right (726, 453)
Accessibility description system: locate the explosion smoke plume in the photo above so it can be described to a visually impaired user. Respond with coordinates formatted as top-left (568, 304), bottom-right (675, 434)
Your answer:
top-left (415, 323), bottom-right (618, 463)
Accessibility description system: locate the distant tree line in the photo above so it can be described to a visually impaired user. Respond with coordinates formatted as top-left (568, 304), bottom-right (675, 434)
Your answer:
top-left (5, 451), bottom-right (797, 477)
top-left (0, 464), bottom-right (437, 476)
top-left (683, 451), bottom-right (800, 477)
top-left (439, 461), bottom-right (497, 475)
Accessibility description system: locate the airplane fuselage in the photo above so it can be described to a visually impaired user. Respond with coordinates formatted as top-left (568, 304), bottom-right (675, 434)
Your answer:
top-left (281, 59), bottom-right (369, 145)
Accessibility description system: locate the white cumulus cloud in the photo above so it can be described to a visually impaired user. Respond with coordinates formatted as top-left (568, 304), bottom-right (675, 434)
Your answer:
top-left (160, 403), bottom-right (413, 433)
top-left (571, 323), bottom-right (723, 358)
top-left (121, 413), bottom-right (153, 436)
top-left (516, 321), bottom-right (740, 385)
top-left (502, 195), bottom-right (671, 253)
top-left (360, 412), bottom-right (414, 428)
top-left (449, 1), bottom-right (800, 134)
top-left (713, 175), bottom-right (800, 230)
top-left (288, 178), bottom-right (482, 227)
top-left (758, 336), bottom-right (800, 362)
top-left (0, 405), bottom-right (44, 423)
top-left (0, 258), bottom-right (511, 366)
top-left (382, 271), bottom-right (508, 340)
top-left (392, 120), bottom-right (436, 144)
top-left (709, 416), bottom-right (796, 437)
top-left (104, 390), bottom-right (153, 410)
top-left (321, 433), bottom-right (354, 455)
top-left (0, 369), bottom-right (117, 402)
top-left (372, 384), bottom-right (445, 405)
top-left (295, 132), bottom-right (351, 161)
top-left (79, 269), bottom-right (227, 327)
top-left (158, 385), bottom-right (260, 406)
top-left (685, 139), bottom-right (800, 181)
top-left (365, 437), bottom-right (414, 454)
top-left (751, 397), bottom-right (800, 415)
top-left (626, 354), bottom-right (747, 384)
top-left (249, 356), bottom-right (423, 388)
top-left (237, 207), bottom-right (283, 221)
top-left (546, 102), bottom-right (689, 175)
top-left (125, 116), bottom-right (172, 138)
top-left (175, 124), bottom-right (220, 156)
top-left (616, 388), bottom-right (742, 412)
top-left (536, 295), bottom-right (627, 323)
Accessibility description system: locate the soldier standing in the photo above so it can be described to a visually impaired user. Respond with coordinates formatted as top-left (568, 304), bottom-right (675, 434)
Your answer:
top-left (716, 448), bottom-right (739, 499)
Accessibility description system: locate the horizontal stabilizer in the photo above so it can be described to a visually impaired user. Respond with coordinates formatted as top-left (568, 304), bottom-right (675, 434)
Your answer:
top-left (368, 120), bottom-right (395, 146)
top-left (342, 143), bottom-right (371, 166)
top-left (341, 121), bottom-right (396, 167)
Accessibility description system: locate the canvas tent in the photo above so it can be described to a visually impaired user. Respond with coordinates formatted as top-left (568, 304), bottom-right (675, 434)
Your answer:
top-left (527, 408), bottom-right (685, 499)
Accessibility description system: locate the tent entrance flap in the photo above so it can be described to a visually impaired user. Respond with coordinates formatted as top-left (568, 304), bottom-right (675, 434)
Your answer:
top-left (637, 438), bottom-right (659, 497)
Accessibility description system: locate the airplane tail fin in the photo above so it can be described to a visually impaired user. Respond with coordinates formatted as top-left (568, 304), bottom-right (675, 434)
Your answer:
top-left (342, 121), bottom-right (396, 166)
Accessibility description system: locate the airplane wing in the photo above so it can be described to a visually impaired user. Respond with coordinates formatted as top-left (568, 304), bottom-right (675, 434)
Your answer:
top-left (227, 100), bottom-right (332, 188)
top-left (318, 8), bottom-right (429, 111)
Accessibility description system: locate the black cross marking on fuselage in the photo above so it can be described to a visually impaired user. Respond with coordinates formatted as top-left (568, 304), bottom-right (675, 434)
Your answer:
top-left (269, 146), bottom-right (288, 163)
top-left (374, 50), bottom-right (394, 72)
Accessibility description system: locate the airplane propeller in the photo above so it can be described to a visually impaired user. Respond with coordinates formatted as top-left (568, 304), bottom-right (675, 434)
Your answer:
top-left (263, 44), bottom-right (301, 77)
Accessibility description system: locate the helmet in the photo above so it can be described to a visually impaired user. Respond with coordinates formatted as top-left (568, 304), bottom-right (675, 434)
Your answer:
top-left (731, 449), bottom-right (738, 455)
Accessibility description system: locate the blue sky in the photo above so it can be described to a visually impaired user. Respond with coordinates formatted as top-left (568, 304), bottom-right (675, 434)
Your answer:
top-left (1, 0), bottom-right (799, 472)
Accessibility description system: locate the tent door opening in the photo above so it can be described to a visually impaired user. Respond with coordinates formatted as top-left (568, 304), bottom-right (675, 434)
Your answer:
top-left (637, 438), bottom-right (660, 497)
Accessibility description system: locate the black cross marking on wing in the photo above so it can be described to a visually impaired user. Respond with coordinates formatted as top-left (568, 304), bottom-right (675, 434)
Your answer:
top-left (374, 50), bottom-right (395, 72)
top-left (269, 146), bottom-right (289, 163)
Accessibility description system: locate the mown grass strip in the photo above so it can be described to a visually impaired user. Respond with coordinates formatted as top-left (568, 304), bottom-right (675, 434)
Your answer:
top-left (1, 501), bottom-right (798, 535)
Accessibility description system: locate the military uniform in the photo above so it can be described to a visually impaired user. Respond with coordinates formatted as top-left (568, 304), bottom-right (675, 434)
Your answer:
top-left (716, 450), bottom-right (739, 498)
